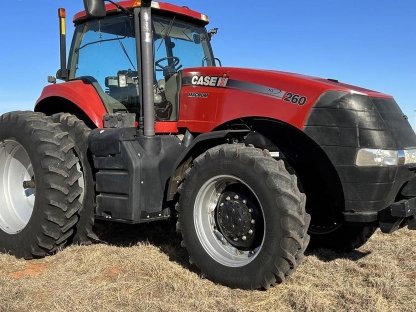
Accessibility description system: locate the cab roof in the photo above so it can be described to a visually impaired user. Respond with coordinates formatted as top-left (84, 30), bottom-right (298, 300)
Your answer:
top-left (73, 1), bottom-right (209, 24)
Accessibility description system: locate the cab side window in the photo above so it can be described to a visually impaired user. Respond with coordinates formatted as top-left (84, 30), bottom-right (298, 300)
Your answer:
top-left (70, 16), bottom-right (140, 114)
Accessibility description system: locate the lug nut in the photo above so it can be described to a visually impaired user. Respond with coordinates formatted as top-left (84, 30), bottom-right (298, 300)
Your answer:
top-left (233, 238), bottom-right (238, 242)
top-left (248, 208), bottom-right (253, 213)
top-left (220, 203), bottom-right (224, 207)
top-left (23, 180), bottom-right (36, 189)
top-left (242, 200), bottom-right (247, 204)
top-left (251, 219), bottom-right (255, 224)
top-left (242, 236), bottom-right (247, 241)
top-left (248, 229), bottom-right (253, 235)
top-left (234, 195), bottom-right (239, 200)
top-left (226, 196), bottom-right (231, 201)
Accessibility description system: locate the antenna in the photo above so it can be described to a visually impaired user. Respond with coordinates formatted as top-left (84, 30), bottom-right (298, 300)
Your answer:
top-left (413, 109), bottom-right (416, 133)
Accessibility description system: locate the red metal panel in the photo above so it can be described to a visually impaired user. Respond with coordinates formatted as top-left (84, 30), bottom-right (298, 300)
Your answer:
top-left (155, 122), bottom-right (179, 133)
top-left (177, 67), bottom-right (392, 133)
top-left (36, 81), bottom-right (107, 128)
top-left (74, 1), bottom-right (208, 24)
top-left (36, 81), bottom-right (180, 133)
top-left (36, 67), bottom-right (393, 135)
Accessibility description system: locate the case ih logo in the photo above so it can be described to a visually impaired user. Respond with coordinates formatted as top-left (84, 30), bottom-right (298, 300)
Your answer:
top-left (191, 75), bottom-right (229, 88)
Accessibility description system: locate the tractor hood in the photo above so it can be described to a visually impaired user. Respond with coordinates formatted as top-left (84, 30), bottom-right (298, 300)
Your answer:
top-left (178, 67), bottom-right (392, 132)
top-left (181, 67), bottom-right (390, 100)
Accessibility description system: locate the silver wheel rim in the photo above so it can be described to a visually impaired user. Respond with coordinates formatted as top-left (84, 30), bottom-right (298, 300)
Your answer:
top-left (77, 162), bottom-right (85, 203)
top-left (0, 140), bottom-right (35, 234)
top-left (194, 175), bottom-right (265, 267)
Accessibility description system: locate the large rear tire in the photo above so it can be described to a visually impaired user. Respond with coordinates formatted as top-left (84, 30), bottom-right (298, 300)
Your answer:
top-left (51, 113), bottom-right (97, 245)
top-left (0, 112), bottom-right (82, 259)
top-left (177, 144), bottom-right (310, 289)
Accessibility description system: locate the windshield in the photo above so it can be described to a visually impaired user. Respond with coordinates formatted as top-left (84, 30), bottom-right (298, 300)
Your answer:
top-left (153, 16), bottom-right (215, 81)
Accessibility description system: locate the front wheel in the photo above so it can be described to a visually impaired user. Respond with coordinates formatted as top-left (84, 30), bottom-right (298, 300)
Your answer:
top-left (177, 144), bottom-right (310, 289)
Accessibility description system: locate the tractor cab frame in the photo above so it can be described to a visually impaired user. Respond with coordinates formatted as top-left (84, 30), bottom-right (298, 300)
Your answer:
top-left (57, 0), bottom-right (215, 135)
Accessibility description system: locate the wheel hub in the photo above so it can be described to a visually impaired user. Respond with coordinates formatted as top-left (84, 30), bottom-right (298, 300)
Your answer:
top-left (216, 192), bottom-right (256, 249)
top-left (194, 174), bottom-right (266, 267)
top-left (0, 140), bottom-right (35, 234)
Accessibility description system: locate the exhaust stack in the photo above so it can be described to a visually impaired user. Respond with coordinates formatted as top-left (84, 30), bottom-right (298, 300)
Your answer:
top-left (139, 0), bottom-right (156, 137)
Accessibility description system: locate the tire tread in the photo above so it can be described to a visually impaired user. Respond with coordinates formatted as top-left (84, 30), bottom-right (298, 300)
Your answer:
top-left (51, 113), bottom-right (97, 245)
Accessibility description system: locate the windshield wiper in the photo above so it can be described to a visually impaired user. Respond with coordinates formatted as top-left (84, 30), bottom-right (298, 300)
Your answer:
top-left (76, 36), bottom-right (127, 52)
top-left (118, 39), bottom-right (137, 71)
top-left (156, 16), bottom-right (176, 52)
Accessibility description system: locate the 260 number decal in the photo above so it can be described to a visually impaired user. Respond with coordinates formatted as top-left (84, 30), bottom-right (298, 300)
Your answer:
top-left (284, 93), bottom-right (307, 105)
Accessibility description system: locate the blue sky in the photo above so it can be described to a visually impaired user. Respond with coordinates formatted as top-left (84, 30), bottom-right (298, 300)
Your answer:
top-left (0, 0), bottom-right (415, 129)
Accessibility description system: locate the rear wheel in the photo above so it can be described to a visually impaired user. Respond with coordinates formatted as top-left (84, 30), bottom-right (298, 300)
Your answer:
top-left (51, 113), bottom-right (97, 245)
top-left (177, 144), bottom-right (310, 289)
top-left (0, 112), bottom-right (82, 258)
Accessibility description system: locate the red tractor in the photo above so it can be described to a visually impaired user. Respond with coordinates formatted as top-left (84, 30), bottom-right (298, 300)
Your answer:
top-left (0, 0), bottom-right (415, 289)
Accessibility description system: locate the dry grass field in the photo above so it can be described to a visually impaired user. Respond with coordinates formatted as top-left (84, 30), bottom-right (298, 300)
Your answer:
top-left (0, 221), bottom-right (414, 312)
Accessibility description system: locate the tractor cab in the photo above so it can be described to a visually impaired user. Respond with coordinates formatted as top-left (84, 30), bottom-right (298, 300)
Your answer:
top-left (67, 1), bottom-right (215, 121)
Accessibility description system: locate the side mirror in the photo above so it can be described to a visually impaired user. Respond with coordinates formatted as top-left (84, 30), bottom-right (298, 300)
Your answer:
top-left (83, 0), bottom-right (106, 18)
top-left (208, 28), bottom-right (219, 40)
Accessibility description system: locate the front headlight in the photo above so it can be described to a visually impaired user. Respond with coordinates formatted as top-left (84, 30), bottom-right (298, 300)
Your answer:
top-left (356, 149), bottom-right (399, 167)
top-left (356, 148), bottom-right (416, 167)
top-left (404, 149), bottom-right (416, 165)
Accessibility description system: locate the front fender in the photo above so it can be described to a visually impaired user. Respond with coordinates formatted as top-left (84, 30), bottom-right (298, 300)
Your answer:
top-left (167, 130), bottom-right (250, 200)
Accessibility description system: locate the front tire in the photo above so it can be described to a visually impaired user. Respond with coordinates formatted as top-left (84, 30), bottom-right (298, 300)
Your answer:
top-left (0, 112), bottom-right (83, 259)
top-left (177, 144), bottom-right (310, 289)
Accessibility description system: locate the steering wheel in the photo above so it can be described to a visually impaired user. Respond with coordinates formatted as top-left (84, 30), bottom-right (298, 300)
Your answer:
top-left (155, 56), bottom-right (182, 72)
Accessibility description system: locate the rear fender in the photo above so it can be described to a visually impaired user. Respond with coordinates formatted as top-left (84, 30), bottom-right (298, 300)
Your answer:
top-left (35, 81), bottom-right (107, 128)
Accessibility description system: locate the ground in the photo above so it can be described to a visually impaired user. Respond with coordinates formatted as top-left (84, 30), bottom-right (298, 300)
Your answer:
top-left (0, 222), bottom-right (414, 312)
